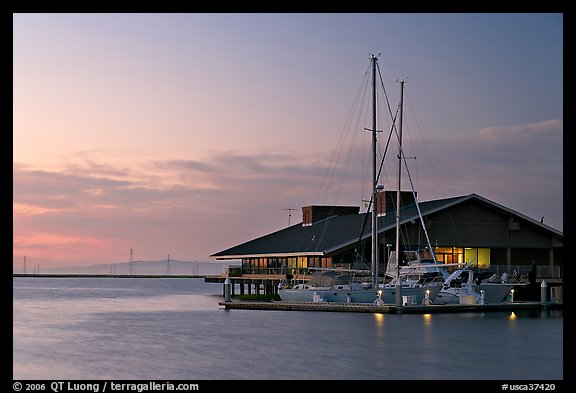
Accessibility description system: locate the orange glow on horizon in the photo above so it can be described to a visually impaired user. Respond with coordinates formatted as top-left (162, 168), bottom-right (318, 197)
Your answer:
top-left (13, 232), bottom-right (124, 262)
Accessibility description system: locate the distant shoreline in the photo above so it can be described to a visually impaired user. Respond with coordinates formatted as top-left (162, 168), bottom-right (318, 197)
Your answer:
top-left (12, 273), bottom-right (217, 279)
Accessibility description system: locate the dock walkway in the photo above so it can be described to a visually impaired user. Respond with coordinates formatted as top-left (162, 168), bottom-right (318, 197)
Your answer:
top-left (218, 300), bottom-right (562, 314)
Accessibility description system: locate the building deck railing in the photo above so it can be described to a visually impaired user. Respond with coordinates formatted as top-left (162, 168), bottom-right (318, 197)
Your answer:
top-left (225, 264), bottom-right (561, 281)
top-left (486, 264), bottom-right (561, 280)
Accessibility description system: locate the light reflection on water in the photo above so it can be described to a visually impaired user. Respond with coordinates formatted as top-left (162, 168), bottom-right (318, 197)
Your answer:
top-left (13, 277), bottom-right (563, 380)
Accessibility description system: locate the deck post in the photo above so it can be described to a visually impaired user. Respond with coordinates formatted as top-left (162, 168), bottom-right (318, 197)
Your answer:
top-left (540, 280), bottom-right (548, 306)
top-left (224, 278), bottom-right (231, 302)
top-left (395, 284), bottom-right (402, 307)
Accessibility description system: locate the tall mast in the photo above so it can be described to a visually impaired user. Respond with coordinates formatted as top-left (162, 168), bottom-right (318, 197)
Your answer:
top-left (371, 54), bottom-right (378, 286)
top-left (395, 80), bottom-right (405, 280)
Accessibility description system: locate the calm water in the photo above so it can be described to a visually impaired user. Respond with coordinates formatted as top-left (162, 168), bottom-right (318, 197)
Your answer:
top-left (13, 277), bottom-right (563, 380)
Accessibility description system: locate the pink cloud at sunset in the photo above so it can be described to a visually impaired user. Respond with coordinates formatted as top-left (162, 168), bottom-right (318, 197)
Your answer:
top-left (13, 13), bottom-right (562, 269)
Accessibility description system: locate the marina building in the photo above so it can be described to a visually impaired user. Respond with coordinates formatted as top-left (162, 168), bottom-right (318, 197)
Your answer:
top-left (209, 192), bottom-right (563, 296)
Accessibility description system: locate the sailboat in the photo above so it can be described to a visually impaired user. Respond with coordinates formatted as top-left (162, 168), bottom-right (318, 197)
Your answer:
top-left (385, 250), bottom-right (521, 304)
top-left (435, 264), bottom-right (524, 304)
top-left (278, 55), bottom-right (441, 305)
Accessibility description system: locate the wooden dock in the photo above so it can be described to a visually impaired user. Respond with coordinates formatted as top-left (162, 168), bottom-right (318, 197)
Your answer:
top-left (218, 300), bottom-right (562, 314)
top-left (13, 273), bottom-right (207, 278)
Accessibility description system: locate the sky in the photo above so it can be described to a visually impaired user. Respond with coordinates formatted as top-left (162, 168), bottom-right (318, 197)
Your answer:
top-left (12, 13), bottom-right (563, 270)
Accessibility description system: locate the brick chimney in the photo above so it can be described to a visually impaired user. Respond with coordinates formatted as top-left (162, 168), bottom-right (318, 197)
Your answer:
top-left (302, 205), bottom-right (359, 226)
top-left (377, 190), bottom-right (416, 217)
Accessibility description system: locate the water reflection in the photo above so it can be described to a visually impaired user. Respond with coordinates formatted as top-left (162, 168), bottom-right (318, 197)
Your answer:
top-left (373, 312), bottom-right (384, 327)
top-left (422, 313), bottom-right (432, 327)
top-left (13, 278), bottom-right (563, 380)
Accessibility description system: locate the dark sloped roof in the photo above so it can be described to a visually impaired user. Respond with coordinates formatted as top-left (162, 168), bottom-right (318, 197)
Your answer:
top-left (210, 193), bottom-right (562, 259)
top-left (210, 212), bottom-right (370, 258)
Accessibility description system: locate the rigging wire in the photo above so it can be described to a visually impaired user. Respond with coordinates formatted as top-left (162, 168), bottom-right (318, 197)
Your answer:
top-left (293, 61), bottom-right (371, 254)
top-left (311, 56), bottom-right (399, 258)
top-left (396, 88), bottom-right (421, 252)
top-left (351, 58), bottom-right (401, 264)
top-left (313, 62), bottom-right (371, 206)
top-left (399, 139), bottom-right (439, 265)
top-left (312, 66), bottom-right (372, 251)
top-left (404, 88), bottom-right (462, 247)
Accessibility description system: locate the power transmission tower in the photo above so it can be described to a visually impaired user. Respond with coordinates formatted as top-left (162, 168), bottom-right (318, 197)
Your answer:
top-left (129, 248), bottom-right (134, 276)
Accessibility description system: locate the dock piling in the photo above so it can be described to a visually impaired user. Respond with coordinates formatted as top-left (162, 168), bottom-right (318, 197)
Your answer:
top-left (540, 280), bottom-right (547, 306)
top-left (224, 278), bottom-right (231, 302)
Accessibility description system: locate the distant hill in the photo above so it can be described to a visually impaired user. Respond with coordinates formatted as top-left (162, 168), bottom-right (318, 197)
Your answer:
top-left (33, 260), bottom-right (233, 276)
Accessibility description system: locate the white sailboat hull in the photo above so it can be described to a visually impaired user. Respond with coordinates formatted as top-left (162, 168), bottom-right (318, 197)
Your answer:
top-left (434, 283), bottom-right (519, 305)
top-left (278, 284), bottom-right (441, 305)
